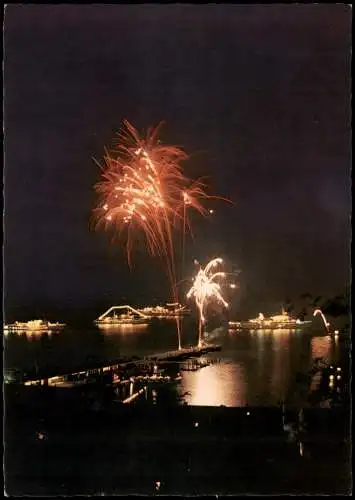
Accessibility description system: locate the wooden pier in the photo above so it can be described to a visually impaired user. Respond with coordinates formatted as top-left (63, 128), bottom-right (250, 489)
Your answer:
top-left (180, 357), bottom-right (220, 371)
top-left (147, 344), bottom-right (221, 362)
top-left (20, 344), bottom-right (221, 387)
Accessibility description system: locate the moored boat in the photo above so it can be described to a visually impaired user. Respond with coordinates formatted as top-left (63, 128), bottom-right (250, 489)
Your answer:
top-left (229, 310), bottom-right (312, 330)
top-left (138, 302), bottom-right (190, 319)
top-left (96, 313), bottom-right (148, 326)
top-left (4, 319), bottom-right (66, 334)
top-left (95, 305), bottom-right (149, 326)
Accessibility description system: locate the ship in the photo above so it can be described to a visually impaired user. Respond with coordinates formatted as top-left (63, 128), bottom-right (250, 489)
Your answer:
top-left (95, 305), bottom-right (149, 326)
top-left (138, 302), bottom-right (190, 319)
top-left (4, 319), bottom-right (66, 334)
top-left (229, 309), bottom-right (312, 331)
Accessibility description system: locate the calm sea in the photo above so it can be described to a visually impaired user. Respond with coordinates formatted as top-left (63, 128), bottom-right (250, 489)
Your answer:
top-left (4, 317), bottom-right (349, 407)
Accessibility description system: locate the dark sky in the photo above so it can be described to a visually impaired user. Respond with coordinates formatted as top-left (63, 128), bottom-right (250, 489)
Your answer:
top-left (4, 4), bottom-right (351, 318)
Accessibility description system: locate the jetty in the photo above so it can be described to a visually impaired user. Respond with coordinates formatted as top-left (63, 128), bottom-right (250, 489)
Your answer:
top-left (147, 344), bottom-right (221, 361)
top-left (15, 344), bottom-right (221, 387)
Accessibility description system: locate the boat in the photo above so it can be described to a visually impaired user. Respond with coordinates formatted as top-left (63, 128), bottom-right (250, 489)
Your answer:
top-left (4, 319), bottom-right (66, 334)
top-left (228, 321), bottom-right (242, 329)
top-left (138, 302), bottom-right (190, 319)
top-left (95, 305), bottom-right (149, 326)
top-left (229, 309), bottom-right (312, 330)
top-left (96, 313), bottom-right (148, 326)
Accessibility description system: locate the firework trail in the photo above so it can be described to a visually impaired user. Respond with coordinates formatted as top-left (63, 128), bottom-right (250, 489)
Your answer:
top-left (93, 120), bottom-right (224, 349)
top-left (187, 258), bottom-right (229, 347)
top-left (313, 308), bottom-right (330, 333)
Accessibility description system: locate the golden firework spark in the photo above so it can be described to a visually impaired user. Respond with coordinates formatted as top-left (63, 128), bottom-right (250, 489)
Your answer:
top-left (187, 258), bottom-right (229, 347)
top-left (93, 121), bottom-right (215, 259)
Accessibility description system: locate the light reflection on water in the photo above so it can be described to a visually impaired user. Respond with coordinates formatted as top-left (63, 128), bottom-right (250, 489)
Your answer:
top-left (270, 332), bottom-right (291, 403)
top-left (181, 362), bottom-right (246, 407)
top-left (4, 322), bottom-right (345, 407)
top-left (311, 335), bottom-right (334, 362)
top-left (97, 324), bottom-right (149, 334)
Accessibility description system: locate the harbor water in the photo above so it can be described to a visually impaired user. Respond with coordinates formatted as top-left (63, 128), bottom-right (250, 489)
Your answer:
top-left (4, 318), bottom-right (349, 407)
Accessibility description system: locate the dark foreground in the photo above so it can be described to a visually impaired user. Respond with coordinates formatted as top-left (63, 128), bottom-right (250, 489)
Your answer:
top-left (4, 387), bottom-right (351, 496)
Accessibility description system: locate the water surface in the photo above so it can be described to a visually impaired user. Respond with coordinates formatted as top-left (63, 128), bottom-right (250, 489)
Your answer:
top-left (4, 319), bottom-right (346, 407)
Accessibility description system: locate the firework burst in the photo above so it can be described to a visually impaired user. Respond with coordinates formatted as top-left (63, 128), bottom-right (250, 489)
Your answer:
top-left (93, 120), bottom-right (214, 261)
top-left (187, 258), bottom-right (229, 347)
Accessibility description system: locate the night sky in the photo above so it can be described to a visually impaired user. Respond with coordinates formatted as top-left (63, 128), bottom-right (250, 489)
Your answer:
top-left (4, 5), bottom-right (351, 319)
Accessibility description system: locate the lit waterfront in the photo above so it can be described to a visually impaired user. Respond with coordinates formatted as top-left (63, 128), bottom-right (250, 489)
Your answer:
top-left (4, 319), bottom-right (347, 407)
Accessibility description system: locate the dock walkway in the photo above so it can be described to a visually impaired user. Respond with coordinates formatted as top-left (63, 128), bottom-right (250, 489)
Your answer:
top-left (147, 344), bottom-right (221, 361)
top-left (20, 344), bottom-right (221, 387)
